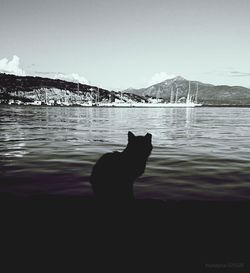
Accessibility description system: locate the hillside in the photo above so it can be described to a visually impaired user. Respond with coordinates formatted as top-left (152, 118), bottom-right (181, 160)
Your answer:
top-left (0, 73), bottom-right (146, 105)
top-left (1, 73), bottom-right (250, 106)
top-left (124, 76), bottom-right (250, 105)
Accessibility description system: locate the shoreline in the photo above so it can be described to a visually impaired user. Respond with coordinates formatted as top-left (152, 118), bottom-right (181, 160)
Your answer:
top-left (2, 103), bottom-right (250, 108)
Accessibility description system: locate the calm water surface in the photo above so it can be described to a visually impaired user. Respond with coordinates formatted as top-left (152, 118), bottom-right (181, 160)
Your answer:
top-left (1, 105), bottom-right (250, 200)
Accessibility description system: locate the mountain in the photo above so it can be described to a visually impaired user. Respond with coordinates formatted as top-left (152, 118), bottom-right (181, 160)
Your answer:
top-left (124, 76), bottom-right (250, 105)
top-left (1, 73), bottom-right (250, 106)
top-left (0, 73), bottom-right (146, 105)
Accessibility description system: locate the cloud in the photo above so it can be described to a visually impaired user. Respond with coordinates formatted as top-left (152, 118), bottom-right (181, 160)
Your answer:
top-left (53, 73), bottom-right (89, 84)
top-left (230, 71), bottom-right (250, 77)
top-left (35, 71), bottom-right (89, 85)
top-left (0, 56), bottom-right (88, 84)
top-left (148, 72), bottom-right (176, 86)
top-left (0, 55), bottom-right (26, 76)
top-left (128, 72), bottom-right (176, 89)
top-left (35, 71), bottom-right (58, 75)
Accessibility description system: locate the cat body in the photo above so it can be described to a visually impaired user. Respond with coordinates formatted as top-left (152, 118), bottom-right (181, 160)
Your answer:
top-left (90, 132), bottom-right (152, 201)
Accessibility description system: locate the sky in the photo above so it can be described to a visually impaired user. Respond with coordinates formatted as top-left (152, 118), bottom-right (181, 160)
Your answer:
top-left (0, 0), bottom-right (250, 90)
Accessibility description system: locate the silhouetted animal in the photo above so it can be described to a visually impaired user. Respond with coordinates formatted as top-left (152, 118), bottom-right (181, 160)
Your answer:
top-left (90, 131), bottom-right (153, 201)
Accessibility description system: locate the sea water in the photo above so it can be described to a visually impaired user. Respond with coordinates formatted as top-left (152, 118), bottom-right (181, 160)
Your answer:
top-left (1, 105), bottom-right (250, 200)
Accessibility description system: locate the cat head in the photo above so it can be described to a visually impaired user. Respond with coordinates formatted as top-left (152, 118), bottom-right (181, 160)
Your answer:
top-left (127, 131), bottom-right (152, 157)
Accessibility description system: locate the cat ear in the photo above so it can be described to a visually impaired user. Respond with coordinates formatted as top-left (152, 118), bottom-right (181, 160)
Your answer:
top-left (128, 131), bottom-right (135, 142)
top-left (145, 133), bottom-right (152, 142)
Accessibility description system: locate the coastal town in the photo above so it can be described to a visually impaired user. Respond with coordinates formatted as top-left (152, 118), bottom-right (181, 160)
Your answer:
top-left (1, 72), bottom-right (249, 107)
top-left (0, 87), bottom-right (152, 107)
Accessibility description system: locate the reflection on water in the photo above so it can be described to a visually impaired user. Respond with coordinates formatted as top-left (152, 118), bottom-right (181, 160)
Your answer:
top-left (1, 105), bottom-right (250, 200)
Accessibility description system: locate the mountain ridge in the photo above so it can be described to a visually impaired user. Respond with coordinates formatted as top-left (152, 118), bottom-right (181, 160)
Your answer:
top-left (0, 73), bottom-right (146, 105)
top-left (1, 73), bottom-right (250, 105)
top-left (123, 76), bottom-right (250, 105)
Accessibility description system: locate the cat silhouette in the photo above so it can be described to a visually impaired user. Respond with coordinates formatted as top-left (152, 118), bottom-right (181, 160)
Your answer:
top-left (90, 131), bottom-right (153, 202)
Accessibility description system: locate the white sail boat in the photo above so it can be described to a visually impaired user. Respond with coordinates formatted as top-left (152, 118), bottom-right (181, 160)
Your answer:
top-left (83, 80), bottom-right (202, 108)
top-left (129, 81), bottom-right (202, 108)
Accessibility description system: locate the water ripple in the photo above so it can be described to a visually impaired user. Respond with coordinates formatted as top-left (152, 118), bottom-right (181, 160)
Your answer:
top-left (1, 105), bottom-right (250, 200)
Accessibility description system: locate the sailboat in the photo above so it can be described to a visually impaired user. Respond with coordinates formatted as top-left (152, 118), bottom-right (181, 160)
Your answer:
top-left (183, 81), bottom-right (203, 107)
top-left (129, 81), bottom-right (202, 108)
top-left (83, 80), bottom-right (202, 108)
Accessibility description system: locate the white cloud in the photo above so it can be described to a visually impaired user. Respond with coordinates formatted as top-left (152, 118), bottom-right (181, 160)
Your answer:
top-left (230, 71), bottom-right (250, 77)
top-left (129, 72), bottom-right (176, 89)
top-left (53, 73), bottom-right (89, 84)
top-left (148, 72), bottom-right (176, 86)
top-left (0, 57), bottom-right (89, 85)
top-left (0, 55), bottom-right (26, 76)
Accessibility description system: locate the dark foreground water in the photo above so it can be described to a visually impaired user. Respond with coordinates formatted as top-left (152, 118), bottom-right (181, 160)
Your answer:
top-left (1, 105), bottom-right (250, 200)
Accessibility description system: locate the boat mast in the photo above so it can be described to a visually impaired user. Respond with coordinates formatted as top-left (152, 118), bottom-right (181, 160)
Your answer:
top-left (195, 82), bottom-right (198, 103)
top-left (170, 86), bottom-right (174, 103)
top-left (187, 81), bottom-right (191, 103)
top-left (156, 88), bottom-right (160, 101)
top-left (175, 87), bottom-right (178, 103)
top-left (90, 88), bottom-right (93, 102)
